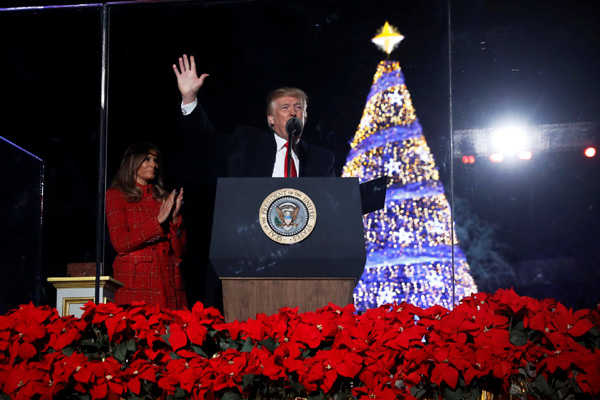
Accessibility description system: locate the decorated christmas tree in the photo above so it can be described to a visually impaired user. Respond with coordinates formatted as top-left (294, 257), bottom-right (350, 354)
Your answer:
top-left (343, 23), bottom-right (478, 311)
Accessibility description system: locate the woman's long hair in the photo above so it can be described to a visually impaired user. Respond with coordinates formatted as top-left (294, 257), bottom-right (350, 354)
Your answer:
top-left (111, 142), bottom-right (168, 202)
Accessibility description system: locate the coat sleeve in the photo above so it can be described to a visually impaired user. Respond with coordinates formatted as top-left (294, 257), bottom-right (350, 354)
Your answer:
top-left (169, 218), bottom-right (187, 258)
top-left (106, 189), bottom-right (166, 255)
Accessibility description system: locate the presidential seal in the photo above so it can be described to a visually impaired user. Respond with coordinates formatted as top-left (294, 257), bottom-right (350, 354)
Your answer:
top-left (259, 188), bottom-right (317, 244)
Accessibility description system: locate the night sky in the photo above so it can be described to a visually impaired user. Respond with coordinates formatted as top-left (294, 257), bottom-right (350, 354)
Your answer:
top-left (1, 0), bottom-right (598, 312)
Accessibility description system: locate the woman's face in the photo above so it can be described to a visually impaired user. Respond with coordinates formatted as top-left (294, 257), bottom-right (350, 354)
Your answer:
top-left (135, 150), bottom-right (159, 185)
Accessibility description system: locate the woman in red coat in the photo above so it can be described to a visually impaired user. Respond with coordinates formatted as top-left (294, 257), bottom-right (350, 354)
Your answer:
top-left (106, 142), bottom-right (187, 310)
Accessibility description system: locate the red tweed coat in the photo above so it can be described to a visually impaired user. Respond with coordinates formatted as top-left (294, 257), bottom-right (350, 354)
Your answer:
top-left (106, 184), bottom-right (187, 310)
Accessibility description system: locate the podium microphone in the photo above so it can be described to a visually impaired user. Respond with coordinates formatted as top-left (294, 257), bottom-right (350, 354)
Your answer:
top-left (285, 117), bottom-right (303, 138)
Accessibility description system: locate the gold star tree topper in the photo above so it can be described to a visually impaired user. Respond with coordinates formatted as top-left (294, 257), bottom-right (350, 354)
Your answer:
top-left (371, 21), bottom-right (404, 54)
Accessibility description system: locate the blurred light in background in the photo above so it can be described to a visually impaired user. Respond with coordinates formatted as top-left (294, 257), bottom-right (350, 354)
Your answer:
top-left (518, 151), bottom-right (532, 160)
top-left (462, 155), bottom-right (476, 164)
top-left (490, 153), bottom-right (504, 163)
top-left (584, 147), bottom-right (596, 158)
top-left (492, 126), bottom-right (528, 155)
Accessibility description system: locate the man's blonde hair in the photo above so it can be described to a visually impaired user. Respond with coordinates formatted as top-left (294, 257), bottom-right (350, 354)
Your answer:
top-left (265, 87), bottom-right (308, 116)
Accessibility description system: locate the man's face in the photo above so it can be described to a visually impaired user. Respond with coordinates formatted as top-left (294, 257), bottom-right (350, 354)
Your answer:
top-left (267, 96), bottom-right (306, 141)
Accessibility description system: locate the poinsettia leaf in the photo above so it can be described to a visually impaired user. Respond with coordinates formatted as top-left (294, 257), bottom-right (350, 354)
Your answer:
top-left (242, 373), bottom-right (256, 388)
top-left (62, 346), bottom-right (75, 357)
top-left (258, 337), bottom-right (277, 351)
top-left (127, 338), bottom-right (137, 352)
top-left (465, 387), bottom-right (482, 400)
top-left (264, 386), bottom-right (277, 396)
top-left (80, 338), bottom-right (99, 348)
top-left (510, 321), bottom-right (528, 346)
top-left (533, 375), bottom-right (553, 396)
top-left (444, 385), bottom-right (467, 400)
top-left (335, 391), bottom-right (351, 400)
top-left (241, 337), bottom-right (254, 352)
top-left (191, 344), bottom-right (209, 357)
top-left (308, 392), bottom-right (326, 400)
top-left (221, 390), bottom-right (242, 400)
top-left (410, 386), bottom-right (427, 398)
top-left (113, 342), bottom-right (128, 362)
top-left (289, 374), bottom-right (305, 394)
top-left (174, 387), bottom-right (187, 399)
top-left (218, 336), bottom-right (236, 351)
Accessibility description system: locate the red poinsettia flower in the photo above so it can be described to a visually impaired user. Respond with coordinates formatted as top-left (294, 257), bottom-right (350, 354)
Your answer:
top-left (72, 357), bottom-right (125, 400)
top-left (547, 302), bottom-right (595, 338)
top-left (575, 351), bottom-right (600, 394)
top-left (352, 382), bottom-right (397, 400)
top-left (158, 358), bottom-right (190, 393)
top-left (123, 358), bottom-right (158, 395)
top-left (493, 288), bottom-right (534, 316)
top-left (1, 362), bottom-right (49, 400)
top-left (213, 319), bottom-right (245, 340)
top-left (332, 322), bottom-right (371, 354)
top-left (357, 348), bottom-right (396, 390)
top-left (208, 348), bottom-right (249, 392)
top-left (417, 304), bottom-right (450, 330)
top-left (179, 356), bottom-right (214, 397)
top-left (428, 344), bottom-right (475, 389)
top-left (286, 320), bottom-right (323, 349)
top-left (246, 346), bottom-right (286, 380)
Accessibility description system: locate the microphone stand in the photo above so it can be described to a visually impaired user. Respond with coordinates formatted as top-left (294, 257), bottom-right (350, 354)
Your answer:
top-left (287, 130), bottom-right (294, 178)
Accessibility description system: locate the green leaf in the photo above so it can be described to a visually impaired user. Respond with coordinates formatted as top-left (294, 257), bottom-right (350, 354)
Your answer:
top-left (241, 337), bottom-right (254, 352)
top-left (308, 392), bottom-right (325, 400)
top-left (466, 387), bottom-right (482, 400)
top-left (80, 338), bottom-right (99, 348)
top-left (302, 348), bottom-right (313, 358)
top-left (410, 386), bottom-right (427, 398)
top-left (221, 390), bottom-right (242, 400)
top-left (174, 387), bottom-right (187, 399)
top-left (127, 338), bottom-right (137, 351)
top-left (113, 342), bottom-right (128, 362)
top-left (259, 337), bottom-right (277, 351)
top-left (444, 385), bottom-right (467, 400)
top-left (335, 391), bottom-right (351, 400)
top-left (289, 374), bottom-right (305, 395)
top-left (510, 321), bottom-right (529, 346)
top-left (191, 344), bottom-right (209, 358)
top-left (62, 347), bottom-right (75, 357)
top-left (242, 373), bottom-right (256, 388)
top-left (533, 375), bottom-right (554, 397)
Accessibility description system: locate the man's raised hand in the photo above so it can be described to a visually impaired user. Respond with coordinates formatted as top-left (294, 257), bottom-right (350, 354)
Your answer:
top-left (172, 54), bottom-right (209, 105)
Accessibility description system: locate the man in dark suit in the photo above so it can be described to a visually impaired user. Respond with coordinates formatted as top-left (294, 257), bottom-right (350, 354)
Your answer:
top-left (171, 54), bottom-right (336, 310)
top-left (172, 54), bottom-right (335, 178)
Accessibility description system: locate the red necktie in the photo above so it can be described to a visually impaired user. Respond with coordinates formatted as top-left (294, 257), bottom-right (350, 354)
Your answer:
top-left (284, 142), bottom-right (297, 177)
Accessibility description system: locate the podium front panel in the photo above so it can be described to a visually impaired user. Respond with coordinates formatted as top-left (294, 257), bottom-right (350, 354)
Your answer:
top-left (209, 177), bottom-right (366, 279)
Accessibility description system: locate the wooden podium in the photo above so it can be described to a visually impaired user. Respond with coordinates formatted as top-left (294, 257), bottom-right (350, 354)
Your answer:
top-left (221, 277), bottom-right (355, 322)
top-left (210, 178), bottom-right (381, 322)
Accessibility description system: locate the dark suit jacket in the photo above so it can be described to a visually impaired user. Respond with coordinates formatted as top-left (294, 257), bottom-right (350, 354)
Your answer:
top-left (180, 103), bottom-right (335, 178)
